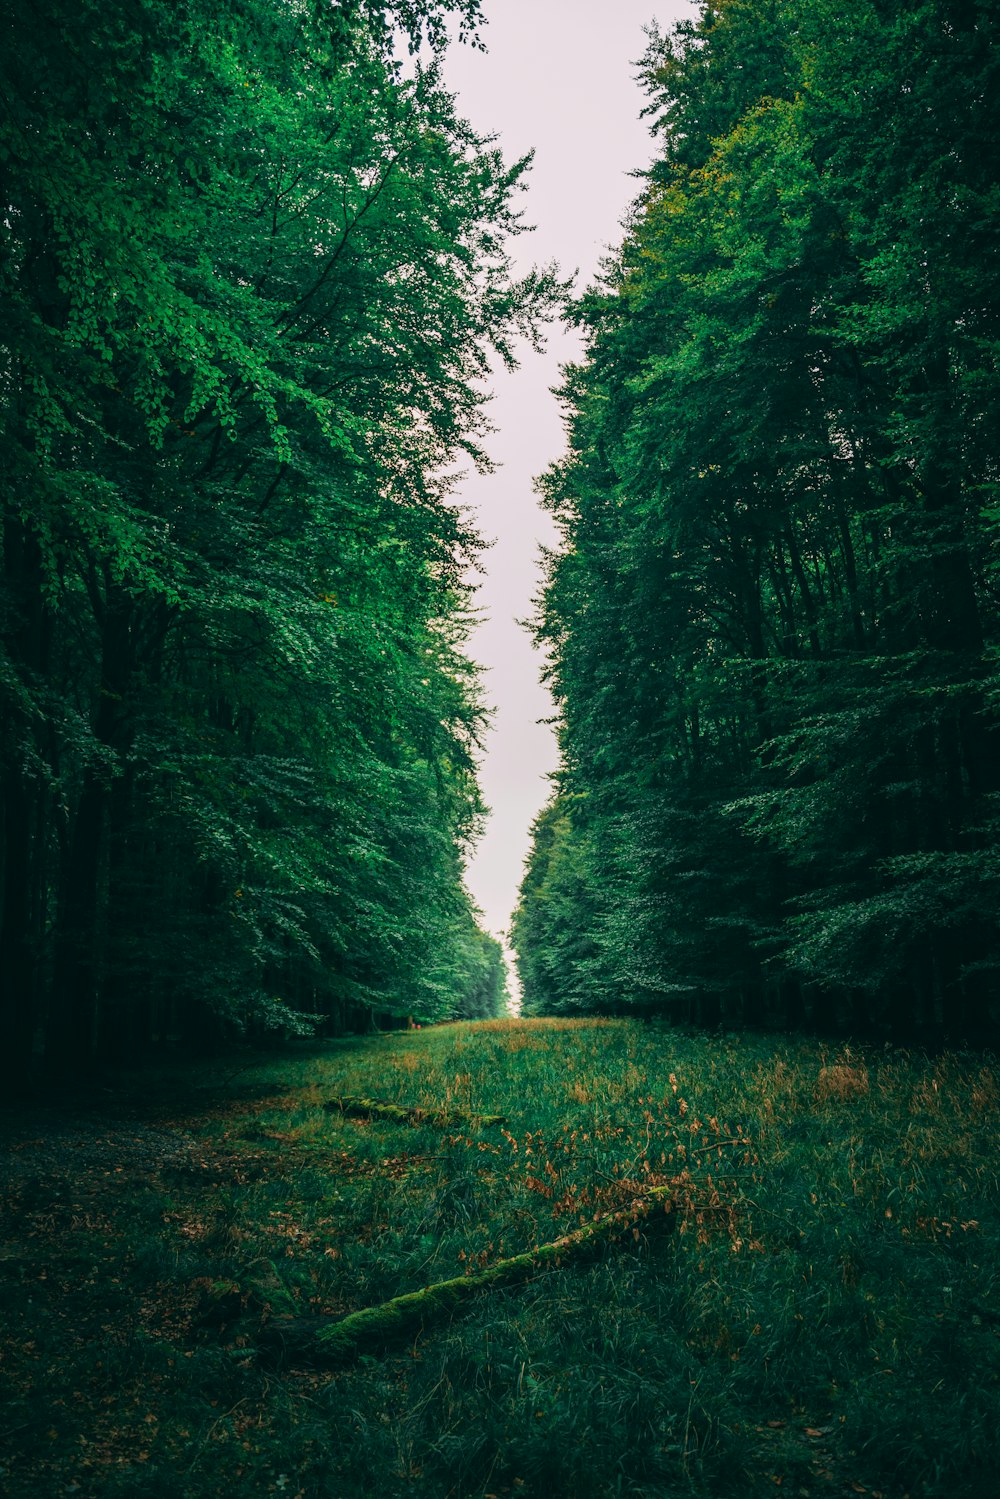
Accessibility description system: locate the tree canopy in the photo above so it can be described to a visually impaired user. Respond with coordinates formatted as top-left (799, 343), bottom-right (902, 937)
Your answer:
top-left (1, 0), bottom-right (543, 1078)
top-left (513, 0), bottom-right (1000, 1043)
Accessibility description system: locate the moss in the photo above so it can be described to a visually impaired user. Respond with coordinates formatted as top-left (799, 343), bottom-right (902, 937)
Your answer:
top-left (323, 1095), bottom-right (507, 1129)
top-left (310, 1185), bottom-right (675, 1363)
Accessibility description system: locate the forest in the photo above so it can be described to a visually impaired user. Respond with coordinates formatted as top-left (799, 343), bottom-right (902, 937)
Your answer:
top-left (4, 0), bottom-right (1000, 1069)
top-left (0, 0), bottom-right (545, 1084)
top-left (3, 5), bottom-right (1000, 1497)
top-left (513, 0), bottom-right (1000, 1044)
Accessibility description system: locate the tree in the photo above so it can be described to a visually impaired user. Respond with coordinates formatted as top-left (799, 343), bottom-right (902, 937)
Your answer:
top-left (515, 0), bottom-right (1000, 1041)
top-left (0, 0), bottom-right (556, 1079)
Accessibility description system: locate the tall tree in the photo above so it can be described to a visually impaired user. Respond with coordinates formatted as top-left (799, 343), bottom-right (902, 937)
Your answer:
top-left (1, 0), bottom-right (551, 1079)
top-left (516, 0), bottom-right (1000, 1041)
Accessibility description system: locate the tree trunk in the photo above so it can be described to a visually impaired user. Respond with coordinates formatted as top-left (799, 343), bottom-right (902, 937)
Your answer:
top-left (323, 1096), bottom-right (507, 1129)
top-left (0, 519), bottom-right (52, 1089)
top-left (0, 773), bottom-right (38, 1090)
top-left (262, 1186), bottom-right (676, 1365)
top-left (47, 577), bottom-right (135, 1075)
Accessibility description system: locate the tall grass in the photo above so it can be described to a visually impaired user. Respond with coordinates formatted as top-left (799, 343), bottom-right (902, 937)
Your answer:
top-left (1, 1022), bottom-right (997, 1497)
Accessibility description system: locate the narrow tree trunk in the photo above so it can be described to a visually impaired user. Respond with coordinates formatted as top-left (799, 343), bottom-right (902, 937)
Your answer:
top-left (47, 770), bottom-right (107, 1073)
top-left (324, 1096), bottom-right (507, 1129)
top-left (264, 1187), bottom-right (676, 1365)
top-left (0, 519), bottom-right (52, 1089)
top-left (0, 775), bottom-right (38, 1089)
top-left (47, 577), bottom-right (135, 1075)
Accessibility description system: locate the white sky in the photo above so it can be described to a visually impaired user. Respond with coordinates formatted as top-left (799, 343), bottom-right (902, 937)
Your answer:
top-left (441, 0), bottom-right (691, 948)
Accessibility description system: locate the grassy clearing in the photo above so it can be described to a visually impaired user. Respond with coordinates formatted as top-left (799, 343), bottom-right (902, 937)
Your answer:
top-left (1, 1021), bottom-right (998, 1498)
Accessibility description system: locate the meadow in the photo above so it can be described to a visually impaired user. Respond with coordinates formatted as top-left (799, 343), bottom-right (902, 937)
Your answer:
top-left (1, 1020), bottom-right (998, 1498)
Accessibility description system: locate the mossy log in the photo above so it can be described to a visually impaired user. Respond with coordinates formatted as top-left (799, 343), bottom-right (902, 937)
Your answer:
top-left (323, 1095), bottom-right (507, 1129)
top-left (265, 1185), bottom-right (675, 1365)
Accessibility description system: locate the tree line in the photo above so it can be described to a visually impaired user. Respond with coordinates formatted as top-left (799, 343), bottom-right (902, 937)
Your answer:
top-left (512, 0), bottom-right (1000, 1042)
top-left (0, 0), bottom-right (547, 1082)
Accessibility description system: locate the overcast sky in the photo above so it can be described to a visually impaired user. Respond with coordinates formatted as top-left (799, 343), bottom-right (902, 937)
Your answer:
top-left (439, 0), bottom-right (691, 949)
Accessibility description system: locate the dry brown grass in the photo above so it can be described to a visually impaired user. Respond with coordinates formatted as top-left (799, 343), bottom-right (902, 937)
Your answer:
top-left (814, 1062), bottom-right (870, 1104)
top-left (467, 1016), bottom-right (629, 1032)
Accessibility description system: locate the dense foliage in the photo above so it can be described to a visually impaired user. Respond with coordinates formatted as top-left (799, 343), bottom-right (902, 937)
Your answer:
top-left (0, 0), bottom-right (539, 1079)
top-left (513, 0), bottom-right (1000, 1040)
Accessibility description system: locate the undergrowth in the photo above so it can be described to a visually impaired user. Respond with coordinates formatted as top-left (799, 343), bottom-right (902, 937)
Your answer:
top-left (1, 1022), bottom-right (998, 1497)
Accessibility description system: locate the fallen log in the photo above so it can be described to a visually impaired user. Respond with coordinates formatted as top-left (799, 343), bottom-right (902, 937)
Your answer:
top-left (323, 1096), bottom-right (507, 1129)
top-left (263, 1184), bottom-right (675, 1365)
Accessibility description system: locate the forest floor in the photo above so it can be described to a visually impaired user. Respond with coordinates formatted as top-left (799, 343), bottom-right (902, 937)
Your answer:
top-left (0, 1020), bottom-right (998, 1499)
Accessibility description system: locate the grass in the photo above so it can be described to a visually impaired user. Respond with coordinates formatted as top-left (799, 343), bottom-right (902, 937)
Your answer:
top-left (1, 1020), bottom-right (999, 1498)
